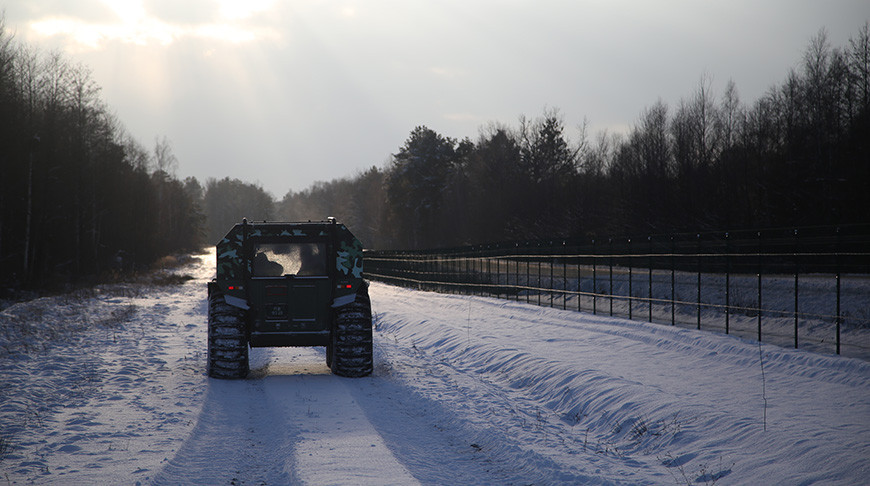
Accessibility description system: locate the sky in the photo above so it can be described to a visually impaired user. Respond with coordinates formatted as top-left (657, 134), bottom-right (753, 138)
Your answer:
top-left (3, 1), bottom-right (869, 197)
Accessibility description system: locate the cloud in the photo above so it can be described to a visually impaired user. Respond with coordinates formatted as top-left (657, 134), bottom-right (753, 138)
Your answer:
top-left (429, 66), bottom-right (465, 80)
top-left (443, 113), bottom-right (481, 123)
top-left (216, 0), bottom-right (274, 21)
top-left (31, 16), bottom-right (175, 49)
top-left (27, 0), bottom-right (280, 51)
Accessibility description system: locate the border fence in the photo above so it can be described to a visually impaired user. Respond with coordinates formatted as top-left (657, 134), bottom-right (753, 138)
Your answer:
top-left (364, 224), bottom-right (870, 360)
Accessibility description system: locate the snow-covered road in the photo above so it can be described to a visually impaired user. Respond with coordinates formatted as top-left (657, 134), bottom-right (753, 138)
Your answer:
top-left (1, 251), bottom-right (868, 485)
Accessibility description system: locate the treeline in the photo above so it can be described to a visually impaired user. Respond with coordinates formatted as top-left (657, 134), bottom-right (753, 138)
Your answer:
top-left (0, 18), bottom-right (205, 289)
top-left (273, 26), bottom-right (870, 249)
top-left (3, 21), bottom-right (868, 293)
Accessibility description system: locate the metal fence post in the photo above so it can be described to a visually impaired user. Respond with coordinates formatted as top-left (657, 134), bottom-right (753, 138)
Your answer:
top-left (468, 249), bottom-right (473, 296)
top-left (563, 241), bottom-right (568, 310)
top-left (592, 239), bottom-right (597, 315)
top-left (697, 233), bottom-right (702, 330)
top-left (442, 252), bottom-right (447, 293)
top-left (457, 251), bottom-right (462, 294)
top-left (504, 244), bottom-right (520, 300)
top-left (517, 249), bottom-right (521, 302)
top-left (757, 230), bottom-right (763, 342)
top-left (476, 247), bottom-right (481, 296)
top-left (628, 238), bottom-right (633, 320)
top-left (648, 235), bottom-right (653, 323)
top-left (671, 235), bottom-right (675, 326)
top-left (794, 228), bottom-right (799, 349)
top-left (579, 242), bottom-right (584, 313)
top-left (548, 244), bottom-right (554, 308)
top-left (443, 252), bottom-right (448, 293)
top-left (489, 247), bottom-right (493, 298)
top-left (836, 227), bottom-right (841, 355)
top-left (447, 252), bottom-right (451, 293)
top-left (609, 238), bottom-right (614, 317)
top-left (433, 253), bottom-right (437, 292)
top-left (426, 252), bottom-right (430, 290)
top-left (537, 253), bottom-right (542, 307)
top-left (451, 252), bottom-right (455, 294)
top-left (471, 248), bottom-right (476, 296)
top-left (526, 248), bottom-right (531, 304)
top-left (505, 243), bottom-right (520, 301)
top-left (432, 252), bottom-right (436, 291)
top-left (494, 249), bottom-right (499, 299)
top-left (443, 251), bottom-right (447, 292)
top-left (475, 248), bottom-right (480, 296)
top-left (725, 232), bottom-right (730, 335)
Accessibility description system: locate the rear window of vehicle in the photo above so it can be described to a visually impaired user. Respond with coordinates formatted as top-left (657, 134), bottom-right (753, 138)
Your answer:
top-left (252, 243), bottom-right (327, 277)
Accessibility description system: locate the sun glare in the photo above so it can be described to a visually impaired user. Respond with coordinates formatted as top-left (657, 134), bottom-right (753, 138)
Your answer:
top-left (195, 24), bottom-right (256, 44)
top-left (30, 18), bottom-right (101, 50)
top-left (27, 0), bottom-right (279, 51)
top-left (104, 0), bottom-right (147, 23)
top-left (216, 0), bottom-right (275, 21)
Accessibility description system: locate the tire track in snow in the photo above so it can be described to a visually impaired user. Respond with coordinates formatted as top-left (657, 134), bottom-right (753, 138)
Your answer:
top-left (151, 376), bottom-right (298, 485)
top-left (152, 348), bottom-right (420, 486)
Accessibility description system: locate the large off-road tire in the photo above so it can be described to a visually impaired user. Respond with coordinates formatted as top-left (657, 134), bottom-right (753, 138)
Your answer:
top-left (329, 282), bottom-right (373, 377)
top-left (207, 290), bottom-right (250, 379)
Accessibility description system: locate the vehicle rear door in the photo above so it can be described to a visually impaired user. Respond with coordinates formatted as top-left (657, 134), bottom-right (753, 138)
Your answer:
top-left (249, 239), bottom-right (332, 334)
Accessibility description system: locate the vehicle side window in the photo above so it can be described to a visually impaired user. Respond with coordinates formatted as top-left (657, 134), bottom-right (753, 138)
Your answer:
top-left (252, 243), bottom-right (327, 277)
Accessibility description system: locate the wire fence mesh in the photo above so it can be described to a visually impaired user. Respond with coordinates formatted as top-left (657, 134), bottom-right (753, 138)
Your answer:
top-left (365, 224), bottom-right (870, 360)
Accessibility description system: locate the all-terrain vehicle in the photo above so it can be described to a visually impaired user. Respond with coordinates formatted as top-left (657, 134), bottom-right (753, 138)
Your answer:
top-left (207, 218), bottom-right (372, 378)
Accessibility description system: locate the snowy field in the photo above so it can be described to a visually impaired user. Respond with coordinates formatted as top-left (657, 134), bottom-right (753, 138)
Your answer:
top-left (1, 251), bottom-right (868, 485)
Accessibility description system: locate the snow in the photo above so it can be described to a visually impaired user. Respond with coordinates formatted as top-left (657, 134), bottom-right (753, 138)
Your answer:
top-left (1, 250), bottom-right (868, 485)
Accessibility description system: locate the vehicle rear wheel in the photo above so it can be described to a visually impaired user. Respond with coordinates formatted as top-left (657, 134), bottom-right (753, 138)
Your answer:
top-left (330, 281), bottom-right (373, 377)
top-left (207, 290), bottom-right (249, 379)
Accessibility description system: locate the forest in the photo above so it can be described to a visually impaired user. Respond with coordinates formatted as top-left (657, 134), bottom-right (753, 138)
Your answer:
top-left (277, 26), bottom-right (870, 250)
top-left (1, 20), bottom-right (868, 291)
top-left (0, 17), bottom-right (205, 290)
